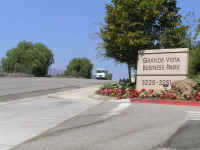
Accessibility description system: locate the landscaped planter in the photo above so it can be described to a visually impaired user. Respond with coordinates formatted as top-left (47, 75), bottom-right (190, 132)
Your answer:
top-left (96, 88), bottom-right (200, 104)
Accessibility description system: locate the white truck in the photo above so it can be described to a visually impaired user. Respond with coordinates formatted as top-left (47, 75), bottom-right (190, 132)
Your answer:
top-left (96, 68), bottom-right (108, 80)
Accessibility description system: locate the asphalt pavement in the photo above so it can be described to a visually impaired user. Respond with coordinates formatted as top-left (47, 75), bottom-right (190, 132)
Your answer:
top-left (154, 118), bottom-right (200, 150)
top-left (0, 77), bottom-right (109, 102)
top-left (0, 85), bottom-right (102, 150)
top-left (1, 77), bottom-right (200, 150)
top-left (10, 101), bottom-right (200, 150)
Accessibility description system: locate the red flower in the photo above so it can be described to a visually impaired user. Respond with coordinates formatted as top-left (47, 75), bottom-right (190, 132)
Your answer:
top-left (117, 89), bottom-right (125, 95)
top-left (117, 96), bottom-right (122, 100)
top-left (144, 94), bottom-right (150, 98)
top-left (134, 90), bottom-right (140, 95)
top-left (196, 91), bottom-right (200, 97)
top-left (96, 89), bottom-right (103, 94)
top-left (128, 92), bottom-right (138, 98)
top-left (195, 96), bottom-right (200, 101)
top-left (164, 93), bottom-right (169, 98)
top-left (157, 94), bottom-right (161, 97)
top-left (187, 94), bottom-right (193, 100)
top-left (140, 89), bottom-right (146, 93)
top-left (104, 89), bottom-right (110, 96)
top-left (126, 88), bottom-right (132, 92)
top-left (169, 93), bottom-right (177, 99)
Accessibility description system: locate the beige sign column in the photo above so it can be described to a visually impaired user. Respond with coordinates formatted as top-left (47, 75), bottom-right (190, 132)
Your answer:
top-left (136, 48), bottom-right (189, 90)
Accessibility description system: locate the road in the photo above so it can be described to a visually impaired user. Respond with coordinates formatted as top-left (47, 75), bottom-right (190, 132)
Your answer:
top-left (0, 77), bottom-right (109, 102)
top-left (1, 77), bottom-right (200, 150)
top-left (9, 102), bottom-right (200, 150)
top-left (0, 77), bottom-right (109, 150)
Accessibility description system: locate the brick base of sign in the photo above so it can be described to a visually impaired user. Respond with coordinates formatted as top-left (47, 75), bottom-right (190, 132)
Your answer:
top-left (131, 99), bottom-right (200, 106)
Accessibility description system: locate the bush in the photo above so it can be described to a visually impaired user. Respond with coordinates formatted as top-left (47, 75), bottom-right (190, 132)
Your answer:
top-left (100, 83), bottom-right (114, 90)
top-left (107, 73), bottom-right (113, 80)
top-left (100, 78), bottom-right (135, 91)
top-left (189, 49), bottom-right (200, 77)
top-left (65, 58), bottom-right (93, 79)
top-left (195, 74), bottom-right (200, 90)
top-left (1, 41), bottom-right (54, 76)
top-left (119, 78), bottom-right (135, 89)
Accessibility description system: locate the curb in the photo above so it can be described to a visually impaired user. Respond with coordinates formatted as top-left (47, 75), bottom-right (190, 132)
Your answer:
top-left (131, 99), bottom-right (200, 106)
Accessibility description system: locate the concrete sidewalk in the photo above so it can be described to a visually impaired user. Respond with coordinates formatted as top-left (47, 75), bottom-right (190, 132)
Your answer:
top-left (48, 85), bottom-right (101, 99)
top-left (0, 85), bottom-right (102, 150)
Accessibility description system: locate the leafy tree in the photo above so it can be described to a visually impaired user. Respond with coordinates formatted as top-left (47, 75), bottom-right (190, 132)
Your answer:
top-left (107, 73), bottom-right (113, 80)
top-left (0, 62), bottom-right (2, 72)
top-left (1, 41), bottom-right (54, 76)
top-left (183, 13), bottom-right (200, 77)
top-left (189, 42), bottom-right (200, 77)
top-left (157, 0), bottom-right (188, 48)
top-left (100, 0), bottom-right (187, 79)
top-left (65, 58), bottom-right (93, 79)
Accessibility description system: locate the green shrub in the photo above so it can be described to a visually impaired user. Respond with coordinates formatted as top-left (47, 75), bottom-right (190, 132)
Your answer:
top-left (107, 73), bottom-right (113, 80)
top-left (100, 83), bottom-right (114, 90)
top-left (119, 78), bottom-right (135, 89)
top-left (1, 41), bottom-right (54, 76)
top-left (65, 58), bottom-right (93, 79)
top-left (195, 74), bottom-right (200, 90)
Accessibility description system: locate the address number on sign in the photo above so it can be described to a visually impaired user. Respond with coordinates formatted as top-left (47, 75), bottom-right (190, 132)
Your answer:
top-left (142, 80), bottom-right (172, 86)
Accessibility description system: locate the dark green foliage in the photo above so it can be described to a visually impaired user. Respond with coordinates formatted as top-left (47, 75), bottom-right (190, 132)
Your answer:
top-left (100, 0), bottom-right (187, 78)
top-left (65, 58), bottom-right (93, 79)
top-left (195, 74), bottom-right (200, 90)
top-left (183, 12), bottom-right (200, 77)
top-left (100, 83), bottom-right (114, 90)
top-left (111, 78), bottom-right (135, 89)
top-left (1, 41), bottom-right (54, 76)
top-left (119, 78), bottom-right (135, 89)
top-left (157, 0), bottom-right (188, 48)
top-left (0, 61), bottom-right (2, 72)
top-left (107, 73), bottom-right (113, 80)
top-left (189, 44), bottom-right (200, 77)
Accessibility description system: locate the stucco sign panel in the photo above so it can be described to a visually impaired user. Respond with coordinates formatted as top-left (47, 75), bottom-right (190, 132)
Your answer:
top-left (136, 48), bottom-right (189, 90)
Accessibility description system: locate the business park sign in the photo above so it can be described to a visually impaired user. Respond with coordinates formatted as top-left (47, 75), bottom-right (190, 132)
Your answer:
top-left (136, 48), bottom-right (189, 90)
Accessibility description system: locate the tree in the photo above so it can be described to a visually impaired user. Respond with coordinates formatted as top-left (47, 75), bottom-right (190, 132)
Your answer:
top-left (0, 61), bottom-right (2, 72)
top-left (157, 0), bottom-right (188, 48)
top-left (183, 13), bottom-right (200, 77)
top-left (107, 73), bottom-right (113, 80)
top-left (1, 41), bottom-right (54, 76)
top-left (100, 0), bottom-right (187, 79)
top-left (189, 41), bottom-right (200, 77)
top-left (65, 58), bottom-right (93, 79)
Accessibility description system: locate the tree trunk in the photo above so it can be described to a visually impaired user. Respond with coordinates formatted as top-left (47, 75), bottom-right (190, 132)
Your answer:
top-left (128, 64), bottom-right (131, 80)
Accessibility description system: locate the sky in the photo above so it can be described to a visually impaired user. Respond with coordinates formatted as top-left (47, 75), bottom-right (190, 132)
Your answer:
top-left (0, 0), bottom-right (199, 80)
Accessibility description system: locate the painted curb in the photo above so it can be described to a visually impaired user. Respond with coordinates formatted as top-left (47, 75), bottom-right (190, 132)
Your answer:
top-left (131, 99), bottom-right (200, 106)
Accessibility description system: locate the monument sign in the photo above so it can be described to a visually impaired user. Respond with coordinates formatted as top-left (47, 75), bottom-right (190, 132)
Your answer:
top-left (136, 48), bottom-right (189, 90)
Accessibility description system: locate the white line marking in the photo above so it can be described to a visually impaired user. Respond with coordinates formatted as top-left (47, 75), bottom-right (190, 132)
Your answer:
top-left (187, 111), bottom-right (200, 120)
top-left (100, 103), bottom-right (131, 119)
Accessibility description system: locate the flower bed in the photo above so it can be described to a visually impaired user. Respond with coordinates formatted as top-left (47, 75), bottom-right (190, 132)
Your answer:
top-left (96, 88), bottom-right (200, 102)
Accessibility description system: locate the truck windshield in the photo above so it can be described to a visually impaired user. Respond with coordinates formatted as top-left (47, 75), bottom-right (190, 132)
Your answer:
top-left (97, 70), bottom-right (106, 73)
